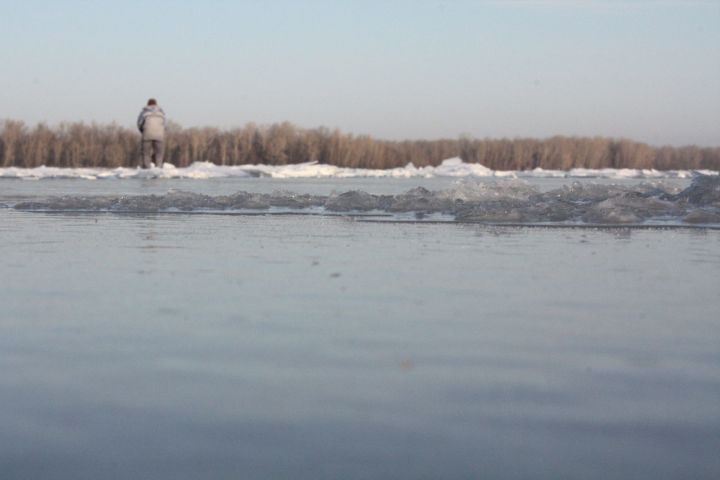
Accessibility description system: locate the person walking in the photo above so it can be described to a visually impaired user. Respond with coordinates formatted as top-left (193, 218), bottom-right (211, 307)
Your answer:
top-left (137, 98), bottom-right (166, 168)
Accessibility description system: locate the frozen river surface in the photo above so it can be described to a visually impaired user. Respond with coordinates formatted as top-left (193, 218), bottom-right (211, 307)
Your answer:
top-left (1, 175), bottom-right (719, 479)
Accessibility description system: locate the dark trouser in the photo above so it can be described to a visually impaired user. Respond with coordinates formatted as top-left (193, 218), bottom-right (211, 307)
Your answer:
top-left (141, 140), bottom-right (165, 168)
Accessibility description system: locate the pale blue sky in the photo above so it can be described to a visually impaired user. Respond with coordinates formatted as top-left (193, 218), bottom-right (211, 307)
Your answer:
top-left (1, 0), bottom-right (718, 146)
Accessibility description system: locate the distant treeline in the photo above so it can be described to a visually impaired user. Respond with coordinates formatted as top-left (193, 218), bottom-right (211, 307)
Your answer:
top-left (1, 119), bottom-right (719, 171)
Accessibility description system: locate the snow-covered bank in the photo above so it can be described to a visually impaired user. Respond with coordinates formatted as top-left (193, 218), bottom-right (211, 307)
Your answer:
top-left (1, 158), bottom-right (716, 180)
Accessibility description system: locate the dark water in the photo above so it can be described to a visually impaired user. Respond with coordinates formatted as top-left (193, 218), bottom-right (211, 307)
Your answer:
top-left (1, 205), bottom-right (719, 479)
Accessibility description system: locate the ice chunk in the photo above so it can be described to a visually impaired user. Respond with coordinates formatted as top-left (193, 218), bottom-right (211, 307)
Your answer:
top-left (9, 181), bottom-right (720, 226)
top-left (674, 174), bottom-right (720, 206)
top-left (325, 191), bottom-right (387, 211)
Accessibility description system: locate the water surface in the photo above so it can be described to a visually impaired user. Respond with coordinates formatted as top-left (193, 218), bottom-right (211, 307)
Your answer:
top-left (0, 179), bottom-right (719, 479)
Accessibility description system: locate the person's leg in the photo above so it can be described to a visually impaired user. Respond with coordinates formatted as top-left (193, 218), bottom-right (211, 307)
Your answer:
top-left (154, 140), bottom-right (165, 168)
top-left (141, 140), bottom-right (153, 168)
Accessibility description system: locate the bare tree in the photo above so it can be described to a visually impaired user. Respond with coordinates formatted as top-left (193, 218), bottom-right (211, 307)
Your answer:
top-left (1, 119), bottom-right (718, 170)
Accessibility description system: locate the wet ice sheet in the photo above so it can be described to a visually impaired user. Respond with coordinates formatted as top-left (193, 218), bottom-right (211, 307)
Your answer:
top-left (0, 211), bottom-right (719, 479)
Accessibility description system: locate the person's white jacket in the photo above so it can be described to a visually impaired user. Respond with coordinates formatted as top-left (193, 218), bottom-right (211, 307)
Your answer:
top-left (137, 106), bottom-right (166, 141)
